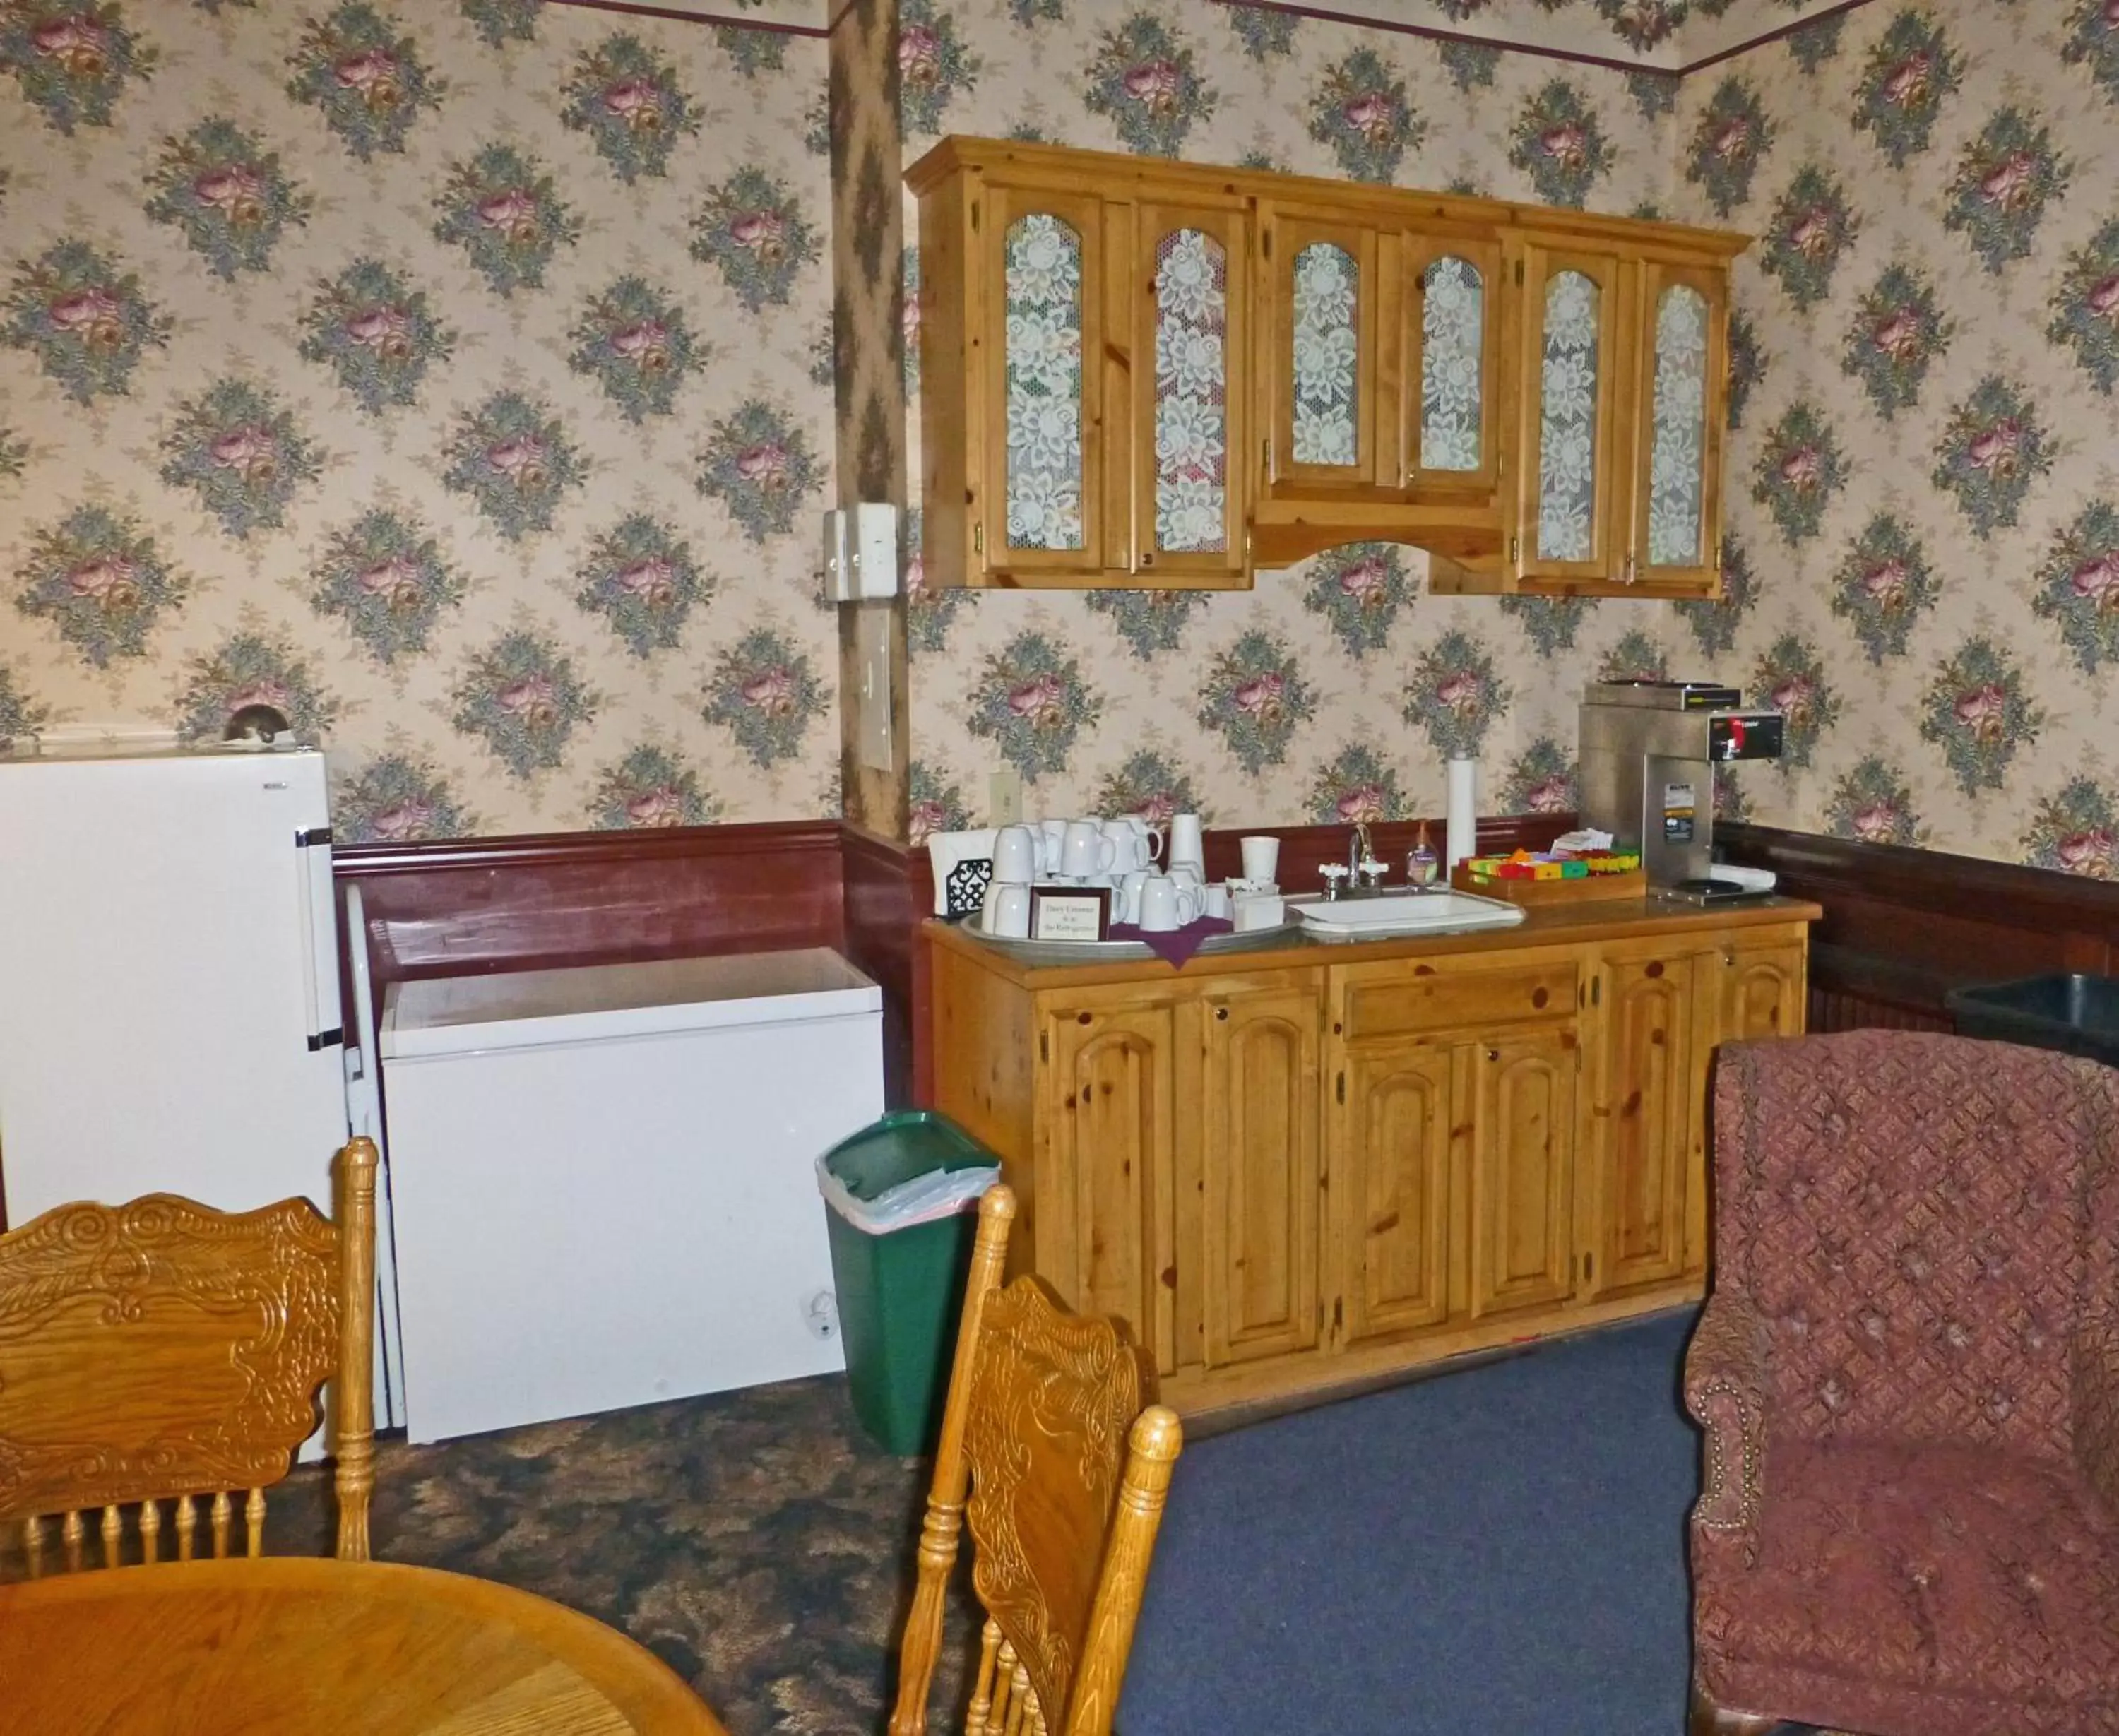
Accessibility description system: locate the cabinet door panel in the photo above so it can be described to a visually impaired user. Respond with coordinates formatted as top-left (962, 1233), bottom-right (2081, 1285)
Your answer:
top-left (1597, 956), bottom-right (1694, 1292)
top-left (1259, 209), bottom-right (1398, 499)
top-left (1471, 1029), bottom-right (1577, 1316)
top-left (1044, 1001), bottom-right (1174, 1369)
top-left (1135, 202), bottom-right (1249, 583)
top-left (1406, 234), bottom-right (1504, 499)
top-left (984, 189), bottom-right (1105, 577)
top-left (1339, 1040), bottom-right (1454, 1345)
top-left (1202, 987), bottom-right (1321, 1367)
top-left (1517, 246), bottom-right (1627, 583)
top-left (1632, 263), bottom-right (1726, 594)
top-left (1720, 942), bottom-right (1806, 1043)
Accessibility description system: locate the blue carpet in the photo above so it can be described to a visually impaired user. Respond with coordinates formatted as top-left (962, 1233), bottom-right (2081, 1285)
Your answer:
top-left (1121, 1312), bottom-right (1702, 1736)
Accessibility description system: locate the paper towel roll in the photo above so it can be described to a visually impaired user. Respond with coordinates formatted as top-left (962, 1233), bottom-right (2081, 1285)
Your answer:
top-left (1446, 757), bottom-right (1477, 869)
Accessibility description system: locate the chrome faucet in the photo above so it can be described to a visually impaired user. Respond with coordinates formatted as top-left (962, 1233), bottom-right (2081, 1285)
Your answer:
top-left (1351, 821), bottom-right (1387, 888)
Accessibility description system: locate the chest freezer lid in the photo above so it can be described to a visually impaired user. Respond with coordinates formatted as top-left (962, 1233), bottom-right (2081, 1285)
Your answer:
top-left (380, 946), bottom-right (880, 1059)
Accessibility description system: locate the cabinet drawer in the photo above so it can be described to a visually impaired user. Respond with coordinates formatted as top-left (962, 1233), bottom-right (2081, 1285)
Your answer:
top-left (1341, 958), bottom-right (1581, 1039)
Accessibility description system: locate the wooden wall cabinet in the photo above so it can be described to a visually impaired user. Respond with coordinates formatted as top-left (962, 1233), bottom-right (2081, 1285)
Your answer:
top-left (909, 138), bottom-right (1745, 597)
top-left (910, 147), bottom-right (1252, 590)
top-left (927, 903), bottom-right (1813, 1420)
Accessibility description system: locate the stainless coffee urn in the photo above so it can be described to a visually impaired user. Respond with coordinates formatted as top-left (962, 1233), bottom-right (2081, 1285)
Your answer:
top-left (1577, 681), bottom-right (1785, 900)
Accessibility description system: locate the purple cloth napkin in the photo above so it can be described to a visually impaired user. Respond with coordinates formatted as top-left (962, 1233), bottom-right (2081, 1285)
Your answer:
top-left (1108, 916), bottom-right (1233, 967)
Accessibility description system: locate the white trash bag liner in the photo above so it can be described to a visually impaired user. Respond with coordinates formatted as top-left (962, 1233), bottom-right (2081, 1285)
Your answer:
top-left (816, 1153), bottom-right (998, 1234)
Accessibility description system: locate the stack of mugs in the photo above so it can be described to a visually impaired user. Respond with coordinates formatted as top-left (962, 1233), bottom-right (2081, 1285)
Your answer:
top-left (979, 814), bottom-right (1286, 938)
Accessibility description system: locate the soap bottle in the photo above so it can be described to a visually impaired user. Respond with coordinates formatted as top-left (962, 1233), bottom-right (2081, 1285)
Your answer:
top-left (1407, 822), bottom-right (1439, 888)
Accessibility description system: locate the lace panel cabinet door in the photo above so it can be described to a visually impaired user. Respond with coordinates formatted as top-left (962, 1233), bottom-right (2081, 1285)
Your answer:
top-left (1403, 232), bottom-right (1506, 506)
top-left (1629, 262), bottom-right (1728, 597)
top-left (982, 187), bottom-right (1109, 583)
top-left (1514, 244), bottom-right (1630, 588)
top-left (1257, 204), bottom-right (1398, 504)
top-left (1132, 201), bottom-right (1251, 585)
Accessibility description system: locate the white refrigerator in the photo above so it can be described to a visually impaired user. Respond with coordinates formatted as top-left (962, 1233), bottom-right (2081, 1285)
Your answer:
top-left (0, 742), bottom-right (403, 1426)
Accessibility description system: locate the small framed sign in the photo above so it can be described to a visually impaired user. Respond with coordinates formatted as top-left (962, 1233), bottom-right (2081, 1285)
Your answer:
top-left (1030, 886), bottom-right (1110, 944)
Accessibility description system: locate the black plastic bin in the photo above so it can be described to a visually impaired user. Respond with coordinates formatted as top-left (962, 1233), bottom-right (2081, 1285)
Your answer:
top-left (1946, 973), bottom-right (2119, 1068)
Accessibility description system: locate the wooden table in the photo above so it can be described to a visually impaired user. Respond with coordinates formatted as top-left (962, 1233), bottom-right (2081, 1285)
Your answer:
top-left (0, 1557), bottom-right (729, 1735)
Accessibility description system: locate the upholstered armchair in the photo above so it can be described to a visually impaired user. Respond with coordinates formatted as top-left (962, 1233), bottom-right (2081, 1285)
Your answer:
top-left (1685, 1030), bottom-right (2119, 1736)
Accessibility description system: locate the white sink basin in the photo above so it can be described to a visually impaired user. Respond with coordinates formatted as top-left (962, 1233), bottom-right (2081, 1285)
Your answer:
top-left (1286, 890), bottom-right (1526, 939)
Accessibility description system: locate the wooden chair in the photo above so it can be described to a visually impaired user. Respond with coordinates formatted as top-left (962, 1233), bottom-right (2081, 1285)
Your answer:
top-left (0, 1136), bottom-right (379, 1578)
top-left (890, 1184), bottom-right (1183, 1736)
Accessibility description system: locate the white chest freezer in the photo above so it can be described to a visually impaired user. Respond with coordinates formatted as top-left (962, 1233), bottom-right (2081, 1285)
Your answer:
top-left (379, 947), bottom-right (882, 1444)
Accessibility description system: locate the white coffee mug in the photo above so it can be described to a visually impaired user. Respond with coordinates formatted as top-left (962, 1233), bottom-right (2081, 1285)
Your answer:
top-left (1168, 811), bottom-right (1204, 873)
top-left (1100, 817), bottom-right (1157, 874)
top-left (1117, 869), bottom-right (1151, 926)
top-left (1062, 819), bottom-right (1117, 879)
top-left (1239, 834), bottom-right (1281, 884)
top-left (1138, 874), bottom-right (1202, 932)
top-left (1168, 863), bottom-right (1204, 896)
top-left (1136, 874), bottom-right (1182, 932)
top-left (1037, 818), bottom-right (1069, 875)
top-left (1203, 883), bottom-right (1232, 921)
top-left (990, 882), bottom-right (1032, 939)
top-left (992, 824), bottom-right (1039, 885)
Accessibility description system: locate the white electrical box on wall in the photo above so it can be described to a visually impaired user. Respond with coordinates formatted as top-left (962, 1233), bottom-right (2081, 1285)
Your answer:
top-left (822, 504), bottom-right (901, 602)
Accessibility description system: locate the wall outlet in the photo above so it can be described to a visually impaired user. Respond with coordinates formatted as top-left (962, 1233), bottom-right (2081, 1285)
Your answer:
top-left (802, 1290), bottom-right (839, 1342)
top-left (989, 768), bottom-right (1023, 826)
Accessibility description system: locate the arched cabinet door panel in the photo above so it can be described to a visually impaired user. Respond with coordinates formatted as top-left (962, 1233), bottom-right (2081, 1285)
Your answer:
top-left (1468, 1028), bottom-right (1578, 1318)
top-left (980, 189), bottom-right (1107, 582)
top-left (1257, 205), bottom-right (1402, 504)
top-left (1200, 984), bottom-right (1322, 1368)
top-left (1039, 998), bottom-right (1177, 1373)
top-left (1404, 234), bottom-right (1505, 502)
top-left (1133, 203), bottom-right (1250, 584)
top-left (1630, 263), bottom-right (1728, 595)
top-left (1514, 244), bottom-right (1627, 586)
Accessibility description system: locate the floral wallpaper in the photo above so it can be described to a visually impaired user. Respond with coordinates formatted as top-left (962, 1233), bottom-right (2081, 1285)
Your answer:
top-left (0, 0), bottom-right (837, 841)
top-left (898, 0), bottom-right (1685, 848)
top-left (9, 0), bottom-right (2110, 881)
top-left (893, 0), bottom-right (2119, 884)
top-left (1665, 0), bottom-right (2119, 876)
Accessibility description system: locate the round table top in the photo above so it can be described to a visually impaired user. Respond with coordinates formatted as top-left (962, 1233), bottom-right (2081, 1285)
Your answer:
top-left (0, 1555), bottom-right (730, 1736)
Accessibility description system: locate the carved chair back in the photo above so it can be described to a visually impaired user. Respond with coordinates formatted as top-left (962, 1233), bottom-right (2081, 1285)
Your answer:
top-left (890, 1185), bottom-right (1182, 1736)
top-left (1716, 1032), bottom-right (2106, 1458)
top-left (0, 1138), bottom-right (379, 1579)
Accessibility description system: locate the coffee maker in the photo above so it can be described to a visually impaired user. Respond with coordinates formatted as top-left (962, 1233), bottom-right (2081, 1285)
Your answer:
top-left (1577, 681), bottom-right (1784, 900)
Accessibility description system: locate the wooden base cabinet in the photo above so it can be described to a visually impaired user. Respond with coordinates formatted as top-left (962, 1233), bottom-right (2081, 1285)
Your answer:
top-left (925, 905), bottom-right (1812, 1420)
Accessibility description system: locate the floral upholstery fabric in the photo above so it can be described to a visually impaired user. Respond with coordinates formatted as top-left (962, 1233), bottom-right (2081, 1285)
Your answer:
top-left (1688, 1030), bottom-right (2119, 1735)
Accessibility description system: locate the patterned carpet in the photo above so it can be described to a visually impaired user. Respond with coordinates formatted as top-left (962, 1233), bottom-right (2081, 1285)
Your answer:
top-left (273, 1374), bottom-right (977, 1735)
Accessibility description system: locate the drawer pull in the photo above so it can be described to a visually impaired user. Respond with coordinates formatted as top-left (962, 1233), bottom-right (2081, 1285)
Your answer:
top-left (1214, 1006), bottom-right (1228, 1021)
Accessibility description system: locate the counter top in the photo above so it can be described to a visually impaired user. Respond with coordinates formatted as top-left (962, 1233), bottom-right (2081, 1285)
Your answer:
top-left (923, 893), bottom-right (1822, 989)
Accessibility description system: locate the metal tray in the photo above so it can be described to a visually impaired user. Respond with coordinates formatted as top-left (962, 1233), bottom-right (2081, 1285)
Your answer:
top-left (957, 908), bottom-right (1305, 966)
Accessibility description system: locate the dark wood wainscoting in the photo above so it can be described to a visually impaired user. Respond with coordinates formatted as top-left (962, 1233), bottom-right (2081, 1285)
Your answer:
top-left (1717, 823), bottom-right (2119, 1033)
top-left (337, 819), bottom-right (848, 992)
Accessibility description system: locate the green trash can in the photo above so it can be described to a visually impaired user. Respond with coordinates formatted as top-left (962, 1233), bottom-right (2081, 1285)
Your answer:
top-left (817, 1110), bottom-right (999, 1455)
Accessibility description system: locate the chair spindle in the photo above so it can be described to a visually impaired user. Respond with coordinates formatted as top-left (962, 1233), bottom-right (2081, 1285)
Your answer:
top-left (62, 1509), bottom-right (83, 1572)
top-left (21, 1516), bottom-right (42, 1579)
top-left (175, 1494), bottom-right (196, 1562)
top-left (966, 1619), bottom-right (1001, 1732)
top-left (100, 1504), bottom-right (121, 1569)
top-left (245, 1487), bottom-right (265, 1557)
top-left (210, 1490), bottom-right (231, 1559)
top-left (1002, 1662), bottom-right (1032, 1736)
top-left (985, 1640), bottom-right (1017, 1736)
top-left (138, 1497), bottom-right (161, 1563)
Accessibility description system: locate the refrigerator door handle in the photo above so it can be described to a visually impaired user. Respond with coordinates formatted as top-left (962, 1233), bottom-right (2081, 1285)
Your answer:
top-left (296, 831), bottom-right (343, 1049)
